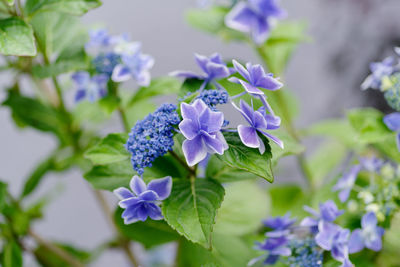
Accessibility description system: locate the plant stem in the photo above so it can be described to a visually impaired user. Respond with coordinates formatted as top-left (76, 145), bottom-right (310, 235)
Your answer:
top-left (118, 107), bottom-right (131, 133)
top-left (169, 150), bottom-right (196, 177)
top-left (29, 230), bottom-right (85, 267)
top-left (92, 189), bottom-right (139, 267)
top-left (255, 46), bottom-right (313, 187)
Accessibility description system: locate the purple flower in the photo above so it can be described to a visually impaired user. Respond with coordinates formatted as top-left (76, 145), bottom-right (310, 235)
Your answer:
top-left (232, 99), bottom-right (283, 153)
top-left (383, 112), bottom-right (400, 151)
top-left (225, 0), bottom-right (286, 44)
top-left (179, 99), bottom-right (228, 166)
top-left (257, 230), bottom-right (291, 265)
top-left (263, 212), bottom-right (296, 231)
top-left (171, 53), bottom-right (233, 91)
top-left (72, 71), bottom-right (108, 102)
top-left (359, 156), bottom-right (384, 173)
top-left (361, 56), bottom-right (398, 90)
top-left (301, 200), bottom-right (344, 232)
top-left (333, 165), bottom-right (361, 203)
top-left (112, 48), bottom-right (154, 86)
top-left (114, 175), bottom-right (172, 224)
top-left (85, 29), bottom-right (113, 51)
top-left (348, 212), bottom-right (384, 253)
top-left (315, 221), bottom-right (352, 267)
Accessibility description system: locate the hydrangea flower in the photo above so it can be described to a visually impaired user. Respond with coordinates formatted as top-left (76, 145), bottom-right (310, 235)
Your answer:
top-left (197, 89), bottom-right (229, 107)
top-left (126, 104), bottom-right (180, 175)
top-left (348, 212), bottom-right (384, 253)
top-left (178, 99), bottom-right (228, 166)
top-left (225, 0), bottom-right (287, 44)
top-left (359, 156), bottom-right (384, 173)
top-left (171, 53), bottom-right (233, 91)
top-left (71, 71), bottom-right (108, 102)
top-left (284, 238), bottom-right (323, 267)
top-left (263, 212), bottom-right (296, 231)
top-left (256, 230), bottom-right (292, 265)
top-left (333, 165), bottom-right (361, 203)
top-left (85, 29), bottom-right (113, 52)
top-left (383, 112), bottom-right (400, 151)
top-left (315, 222), bottom-right (352, 267)
top-left (92, 52), bottom-right (120, 77)
top-left (232, 99), bottom-right (283, 153)
top-left (112, 49), bottom-right (154, 86)
top-left (301, 200), bottom-right (344, 233)
top-left (114, 175), bottom-right (172, 224)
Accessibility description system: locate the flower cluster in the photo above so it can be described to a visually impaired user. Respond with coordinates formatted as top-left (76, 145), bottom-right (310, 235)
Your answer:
top-left (72, 29), bottom-right (154, 102)
top-left (126, 104), bottom-right (180, 175)
top-left (225, 0), bottom-right (287, 44)
top-left (114, 175), bottom-right (172, 224)
top-left (72, 71), bottom-right (108, 102)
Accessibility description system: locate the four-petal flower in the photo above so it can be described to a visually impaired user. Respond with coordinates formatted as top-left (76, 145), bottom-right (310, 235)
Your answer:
top-left (114, 176), bottom-right (172, 224)
top-left (72, 71), bottom-right (108, 102)
top-left (333, 165), bottom-right (361, 203)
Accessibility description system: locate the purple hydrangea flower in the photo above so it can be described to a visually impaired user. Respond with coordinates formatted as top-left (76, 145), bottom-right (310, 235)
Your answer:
top-left (257, 230), bottom-right (291, 265)
top-left (315, 221), bottom-right (353, 267)
top-left (383, 112), bottom-right (400, 151)
top-left (171, 53), bottom-right (233, 91)
top-left (359, 156), bottom-right (384, 173)
top-left (178, 99), bottom-right (228, 166)
top-left (348, 212), bottom-right (384, 254)
top-left (361, 56), bottom-right (399, 90)
top-left (114, 175), bottom-right (172, 224)
top-left (301, 200), bottom-right (344, 233)
top-left (72, 71), bottom-right (108, 102)
top-left (126, 104), bottom-right (180, 175)
top-left (232, 99), bottom-right (283, 153)
top-left (92, 52), bottom-right (120, 77)
top-left (85, 29), bottom-right (113, 51)
top-left (333, 165), bottom-right (361, 203)
top-left (225, 0), bottom-right (287, 44)
top-left (263, 212), bottom-right (296, 231)
top-left (112, 49), bottom-right (154, 86)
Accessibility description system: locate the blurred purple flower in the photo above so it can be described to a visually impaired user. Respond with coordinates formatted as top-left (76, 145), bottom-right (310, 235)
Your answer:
top-left (256, 230), bottom-right (291, 265)
top-left (263, 212), bottom-right (296, 231)
top-left (225, 0), bottom-right (286, 44)
top-left (112, 50), bottom-right (154, 86)
top-left (315, 221), bottom-right (352, 267)
top-left (361, 56), bottom-right (398, 90)
top-left (348, 212), bottom-right (384, 253)
top-left (72, 71), bottom-right (108, 102)
top-left (301, 200), bottom-right (344, 233)
top-left (114, 175), bottom-right (172, 224)
top-left (359, 156), bottom-right (384, 173)
top-left (232, 99), bottom-right (283, 153)
top-left (333, 165), bottom-right (361, 203)
top-left (85, 29), bottom-right (113, 51)
top-left (178, 99), bottom-right (228, 166)
top-left (171, 53), bottom-right (233, 91)
top-left (383, 112), bottom-right (400, 151)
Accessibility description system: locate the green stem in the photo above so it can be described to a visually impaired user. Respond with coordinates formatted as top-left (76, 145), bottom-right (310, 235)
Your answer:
top-left (169, 150), bottom-right (196, 177)
top-left (255, 46), bottom-right (313, 187)
top-left (118, 107), bottom-right (131, 133)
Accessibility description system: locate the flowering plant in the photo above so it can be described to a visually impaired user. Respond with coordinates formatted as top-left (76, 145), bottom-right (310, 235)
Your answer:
top-left (1, 0), bottom-right (400, 267)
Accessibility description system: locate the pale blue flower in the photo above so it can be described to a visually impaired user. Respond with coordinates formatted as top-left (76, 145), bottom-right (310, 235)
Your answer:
top-left (72, 71), bottom-right (108, 102)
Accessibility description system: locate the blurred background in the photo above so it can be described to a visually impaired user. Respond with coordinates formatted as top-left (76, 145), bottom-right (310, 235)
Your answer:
top-left (1, 0), bottom-right (400, 265)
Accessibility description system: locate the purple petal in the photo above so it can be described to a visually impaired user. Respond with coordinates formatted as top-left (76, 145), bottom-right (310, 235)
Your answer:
top-left (181, 102), bottom-right (199, 121)
top-left (119, 197), bottom-right (140, 209)
top-left (209, 53), bottom-right (224, 64)
top-left (194, 53), bottom-right (209, 74)
top-left (338, 188), bottom-right (351, 203)
top-left (365, 229), bottom-right (383, 251)
top-left (397, 133), bottom-right (400, 152)
top-left (182, 135), bottom-right (207, 166)
top-left (225, 3), bottom-right (255, 34)
top-left (300, 217), bottom-right (318, 228)
top-left (239, 80), bottom-right (264, 95)
top-left (255, 74), bottom-right (283, 91)
top-left (384, 112), bottom-right (400, 131)
top-left (201, 131), bottom-right (226, 155)
top-left (179, 119), bottom-right (199, 140)
top-left (147, 176), bottom-right (172, 200)
top-left (258, 135), bottom-right (265, 154)
top-left (114, 187), bottom-right (134, 200)
top-left (72, 71), bottom-right (90, 84)
top-left (361, 212), bottom-right (377, 228)
top-left (75, 89), bottom-right (86, 102)
top-left (199, 108), bottom-right (224, 133)
top-left (139, 190), bottom-right (159, 201)
top-left (259, 130), bottom-right (284, 149)
top-left (315, 221), bottom-right (339, 250)
top-left (111, 64), bottom-right (131, 82)
top-left (251, 17), bottom-right (270, 45)
top-left (136, 70), bottom-right (151, 87)
top-left (348, 229), bottom-right (364, 254)
top-left (239, 99), bottom-right (256, 123)
top-left (192, 99), bottom-right (208, 114)
top-left (169, 70), bottom-right (202, 79)
top-left (231, 101), bottom-right (253, 125)
top-left (238, 125), bottom-right (260, 148)
top-left (146, 203), bottom-right (163, 220)
top-left (130, 175), bottom-right (147, 195)
top-left (232, 59), bottom-right (251, 81)
top-left (206, 62), bottom-right (231, 79)
top-left (264, 255), bottom-right (280, 265)
top-left (136, 205), bottom-right (150, 221)
top-left (253, 111), bottom-right (268, 129)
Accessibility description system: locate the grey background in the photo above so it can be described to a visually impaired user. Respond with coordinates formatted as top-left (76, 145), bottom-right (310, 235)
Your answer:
top-left (1, 0), bottom-right (400, 266)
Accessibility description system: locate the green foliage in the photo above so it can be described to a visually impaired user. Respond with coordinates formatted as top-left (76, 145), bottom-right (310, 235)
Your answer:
top-left (0, 17), bottom-right (36, 56)
top-left (217, 132), bottom-right (274, 182)
top-left (114, 208), bottom-right (180, 248)
top-left (162, 178), bottom-right (225, 249)
top-left (2, 241), bottom-right (23, 267)
top-left (2, 90), bottom-right (73, 145)
top-left (32, 55), bottom-right (88, 78)
top-left (270, 129), bottom-right (304, 166)
top-left (269, 185), bottom-right (306, 217)
top-left (85, 133), bottom-right (130, 165)
top-left (25, 0), bottom-right (101, 17)
top-left (259, 21), bottom-right (308, 75)
top-left (0, 181), bottom-right (7, 212)
top-left (214, 181), bottom-right (270, 236)
top-left (33, 243), bottom-right (91, 266)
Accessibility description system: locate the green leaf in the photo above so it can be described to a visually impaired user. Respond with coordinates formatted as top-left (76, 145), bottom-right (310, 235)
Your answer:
top-left (259, 21), bottom-right (307, 75)
top-left (128, 77), bottom-right (181, 106)
top-left (6, 0), bottom-right (14, 6)
top-left (347, 108), bottom-right (392, 144)
top-left (84, 160), bottom-right (134, 191)
top-left (125, 99), bottom-right (156, 127)
top-left (217, 132), bottom-right (274, 182)
top-left (214, 181), bottom-right (270, 236)
top-left (178, 77), bottom-right (204, 98)
top-left (114, 208), bottom-right (180, 248)
top-left (32, 55), bottom-right (88, 78)
top-left (269, 185), bottom-right (306, 216)
top-left (270, 129), bottom-right (304, 166)
top-left (34, 243), bottom-right (90, 266)
top-left (25, 0), bottom-right (101, 16)
top-left (2, 241), bottom-right (22, 267)
top-left (162, 178), bottom-right (225, 248)
top-left (84, 133), bottom-right (130, 165)
top-left (0, 181), bottom-right (7, 212)
top-left (206, 156), bottom-right (260, 183)
top-left (2, 91), bottom-right (71, 144)
top-left (0, 17), bottom-right (36, 56)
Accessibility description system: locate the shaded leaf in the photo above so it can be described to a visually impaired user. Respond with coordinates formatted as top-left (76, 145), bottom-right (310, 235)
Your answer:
top-left (2, 241), bottom-right (22, 267)
top-left (0, 17), bottom-right (36, 56)
top-left (25, 0), bottom-right (101, 16)
top-left (84, 133), bottom-right (129, 165)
